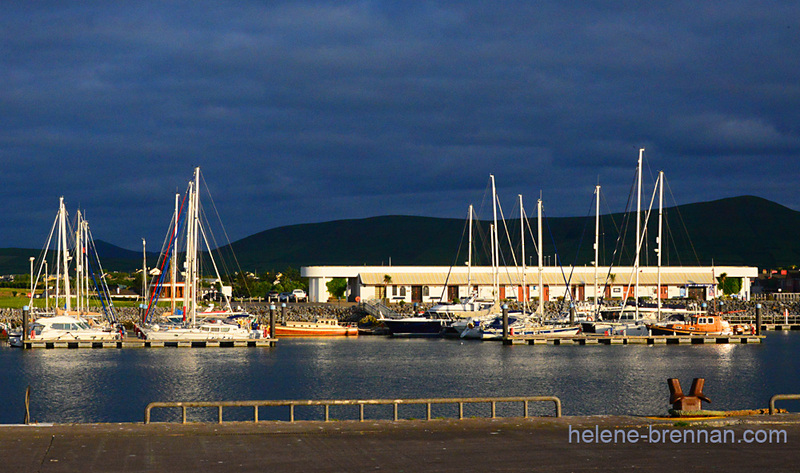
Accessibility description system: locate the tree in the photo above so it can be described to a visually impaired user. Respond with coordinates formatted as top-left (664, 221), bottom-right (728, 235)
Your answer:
top-left (326, 278), bottom-right (347, 300)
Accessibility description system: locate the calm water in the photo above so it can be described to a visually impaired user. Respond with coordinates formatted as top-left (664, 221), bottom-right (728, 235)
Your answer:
top-left (1, 333), bottom-right (799, 424)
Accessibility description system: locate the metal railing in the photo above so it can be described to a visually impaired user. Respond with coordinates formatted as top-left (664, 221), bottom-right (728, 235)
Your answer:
top-left (360, 299), bottom-right (401, 319)
top-left (769, 394), bottom-right (800, 415)
top-left (144, 396), bottom-right (562, 424)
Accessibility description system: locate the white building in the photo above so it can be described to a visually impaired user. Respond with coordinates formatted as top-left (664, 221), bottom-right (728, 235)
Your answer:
top-left (301, 265), bottom-right (758, 304)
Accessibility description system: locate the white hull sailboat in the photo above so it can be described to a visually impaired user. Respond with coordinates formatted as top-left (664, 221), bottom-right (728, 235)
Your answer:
top-left (138, 168), bottom-right (263, 342)
top-left (13, 198), bottom-right (122, 347)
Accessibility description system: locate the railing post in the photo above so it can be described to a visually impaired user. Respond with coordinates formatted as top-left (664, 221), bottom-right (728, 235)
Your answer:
top-left (22, 306), bottom-right (29, 344)
top-left (182, 405), bottom-right (187, 424)
top-left (269, 304), bottom-right (276, 339)
top-left (290, 404), bottom-right (294, 422)
top-left (324, 404), bottom-right (329, 422)
top-left (502, 304), bottom-right (509, 342)
top-left (393, 402), bottom-right (398, 421)
top-left (756, 303), bottom-right (762, 336)
top-left (218, 405), bottom-right (223, 423)
top-left (524, 400), bottom-right (528, 418)
top-left (426, 403), bottom-right (431, 420)
top-left (491, 401), bottom-right (496, 418)
top-left (254, 405), bottom-right (259, 423)
top-left (360, 404), bottom-right (364, 422)
top-left (459, 402), bottom-right (463, 419)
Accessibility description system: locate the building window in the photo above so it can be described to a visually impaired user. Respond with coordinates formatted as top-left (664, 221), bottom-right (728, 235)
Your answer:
top-left (392, 285), bottom-right (397, 296)
top-left (423, 286), bottom-right (429, 296)
top-left (400, 286), bottom-right (406, 297)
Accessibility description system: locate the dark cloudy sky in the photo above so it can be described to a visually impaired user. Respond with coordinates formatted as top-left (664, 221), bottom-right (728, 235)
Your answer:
top-left (2, 1), bottom-right (799, 250)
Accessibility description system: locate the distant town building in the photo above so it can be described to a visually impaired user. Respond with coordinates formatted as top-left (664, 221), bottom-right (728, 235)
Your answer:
top-left (301, 265), bottom-right (757, 304)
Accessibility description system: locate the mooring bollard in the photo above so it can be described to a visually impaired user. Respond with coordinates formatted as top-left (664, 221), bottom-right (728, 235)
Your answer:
top-left (756, 303), bottom-right (762, 336)
top-left (24, 385), bottom-right (31, 425)
top-left (281, 303), bottom-right (287, 325)
top-left (269, 304), bottom-right (276, 338)
top-left (569, 303), bottom-right (576, 326)
top-left (22, 306), bottom-right (29, 343)
top-left (139, 303), bottom-right (147, 325)
top-left (502, 304), bottom-right (509, 341)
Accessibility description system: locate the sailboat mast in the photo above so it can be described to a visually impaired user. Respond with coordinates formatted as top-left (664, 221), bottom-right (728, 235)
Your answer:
top-left (142, 238), bottom-right (147, 308)
top-left (82, 217), bottom-right (89, 313)
top-left (657, 171), bottom-right (664, 320)
top-left (491, 175), bottom-right (499, 302)
top-left (75, 210), bottom-right (83, 313)
top-left (520, 195), bottom-right (526, 314)
top-left (594, 185), bottom-right (600, 316)
top-left (60, 197), bottom-right (71, 313)
top-left (467, 204), bottom-right (473, 292)
top-left (171, 193), bottom-right (178, 315)
top-left (190, 167), bottom-right (201, 326)
top-left (635, 148), bottom-right (643, 319)
top-left (537, 196), bottom-right (544, 318)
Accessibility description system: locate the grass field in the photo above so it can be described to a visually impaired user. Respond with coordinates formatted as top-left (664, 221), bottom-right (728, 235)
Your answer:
top-left (0, 288), bottom-right (177, 310)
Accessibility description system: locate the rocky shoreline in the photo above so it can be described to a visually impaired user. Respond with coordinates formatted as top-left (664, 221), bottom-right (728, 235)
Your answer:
top-left (1, 299), bottom-right (799, 330)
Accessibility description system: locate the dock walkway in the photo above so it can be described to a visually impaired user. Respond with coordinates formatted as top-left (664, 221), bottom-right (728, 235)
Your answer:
top-left (504, 334), bottom-right (763, 345)
top-left (18, 336), bottom-right (277, 349)
top-left (2, 414), bottom-right (799, 472)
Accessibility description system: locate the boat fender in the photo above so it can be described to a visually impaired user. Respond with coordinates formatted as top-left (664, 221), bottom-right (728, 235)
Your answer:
top-left (30, 329), bottom-right (35, 340)
top-left (263, 327), bottom-right (269, 338)
top-left (587, 316), bottom-right (593, 321)
top-left (467, 322), bottom-right (474, 329)
top-left (750, 325), bottom-right (755, 335)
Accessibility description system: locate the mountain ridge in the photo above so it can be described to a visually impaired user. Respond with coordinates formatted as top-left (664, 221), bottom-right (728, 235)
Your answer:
top-left (1, 195), bottom-right (798, 274)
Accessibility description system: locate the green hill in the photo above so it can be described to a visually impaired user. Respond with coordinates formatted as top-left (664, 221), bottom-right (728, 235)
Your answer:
top-left (2, 196), bottom-right (799, 274)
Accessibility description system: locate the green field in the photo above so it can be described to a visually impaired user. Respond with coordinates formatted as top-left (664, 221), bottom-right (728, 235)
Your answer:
top-left (0, 288), bottom-right (179, 310)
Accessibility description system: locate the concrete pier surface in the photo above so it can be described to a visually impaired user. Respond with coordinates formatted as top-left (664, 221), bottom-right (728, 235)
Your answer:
top-left (2, 414), bottom-right (799, 472)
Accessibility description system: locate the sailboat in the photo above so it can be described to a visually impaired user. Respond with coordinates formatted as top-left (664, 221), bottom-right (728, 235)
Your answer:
top-left (381, 204), bottom-right (496, 337)
top-left (137, 168), bottom-right (263, 342)
top-left (429, 205), bottom-right (494, 323)
top-left (10, 198), bottom-right (121, 347)
top-left (459, 181), bottom-right (580, 340)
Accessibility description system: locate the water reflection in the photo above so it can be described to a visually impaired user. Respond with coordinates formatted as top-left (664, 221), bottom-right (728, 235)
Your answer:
top-left (0, 333), bottom-right (798, 423)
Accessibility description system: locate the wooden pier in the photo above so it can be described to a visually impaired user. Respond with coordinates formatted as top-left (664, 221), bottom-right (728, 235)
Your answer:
top-left (503, 335), bottom-right (763, 345)
top-left (19, 337), bottom-right (277, 349)
top-left (761, 324), bottom-right (800, 331)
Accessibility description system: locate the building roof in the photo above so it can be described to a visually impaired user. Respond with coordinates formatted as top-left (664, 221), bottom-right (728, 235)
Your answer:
top-left (358, 270), bottom-right (717, 286)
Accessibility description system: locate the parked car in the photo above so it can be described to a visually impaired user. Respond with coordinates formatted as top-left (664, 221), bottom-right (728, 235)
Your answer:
top-left (267, 291), bottom-right (280, 302)
top-left (290, 289), bottom-right (307, 302)
top-left (278, 292), bottom-right (293, 302)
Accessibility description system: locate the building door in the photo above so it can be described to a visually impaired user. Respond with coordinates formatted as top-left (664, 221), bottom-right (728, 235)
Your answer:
top-left (688, 286), bottom-right (706, 300)
top-left (448, 285), bottom-right (459, 302)
top-left (499, 286), bottom-right (506, 300)
top-left (411, 286), bottom-right (423, 303)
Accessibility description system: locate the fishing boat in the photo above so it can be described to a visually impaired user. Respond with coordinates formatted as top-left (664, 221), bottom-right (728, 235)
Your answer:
top-left (647, 314), bottom-right (732, 336)
top-left (137, 168), bottom-right (263, 342)
top-left (12, 198), bottom-right (122, 348)
top-left (273, 319), bottom-right (358, 337)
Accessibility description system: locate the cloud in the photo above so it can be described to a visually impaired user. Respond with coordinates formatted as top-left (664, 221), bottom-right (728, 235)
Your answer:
top-left (1, 0), bottom-right (800, 250)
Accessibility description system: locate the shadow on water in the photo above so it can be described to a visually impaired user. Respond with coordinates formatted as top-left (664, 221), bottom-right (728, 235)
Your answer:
top-left (1, 333), bottom-right (798, 423)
